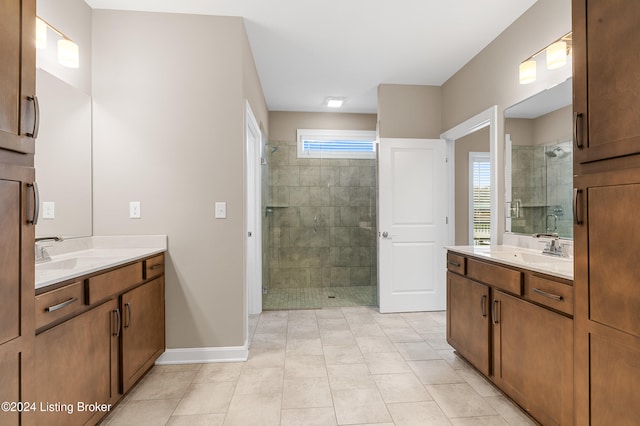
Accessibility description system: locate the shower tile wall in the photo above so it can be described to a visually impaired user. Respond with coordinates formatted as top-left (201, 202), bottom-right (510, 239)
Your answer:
top-left (267, 140), bottom-right (376, 290)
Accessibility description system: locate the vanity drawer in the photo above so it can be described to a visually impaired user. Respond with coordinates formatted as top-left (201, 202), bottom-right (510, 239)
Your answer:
top-left (144, 254), bottom-right (165, 280)
top-left (467, 258), bottom-right (522, 295)
top-left (524, 274), bottom-right (574, 316)
top-left (86, 262), bottom-right (143, 305)
top-left (36, 281), bottom-right (84, 330)
top-left (447, 253), bottom-right (466, 275)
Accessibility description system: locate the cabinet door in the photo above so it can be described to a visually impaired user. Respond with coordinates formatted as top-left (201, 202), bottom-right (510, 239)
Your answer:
top-left (446, 272), bottom-right (490, 375)
top-left (573, 0), bottom-right (640, 164)
top-left (121, 277), bottom-right (165, 393)
top-left (574, 168), bottom-right (640, 425)
top-left (34, 299), bottom-right (119, 426)
top-left (0, 168), bottom-right (35, 426)
top-left (0, 0), bottom-right (36, 154)
top-left (492, 290), bottom-right (573, 426)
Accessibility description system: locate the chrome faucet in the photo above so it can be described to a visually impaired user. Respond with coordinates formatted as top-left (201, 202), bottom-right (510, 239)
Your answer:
top-left (532, 233), bottom-right (566, 257)
top-left (35, 236), bottom-right (63, 263)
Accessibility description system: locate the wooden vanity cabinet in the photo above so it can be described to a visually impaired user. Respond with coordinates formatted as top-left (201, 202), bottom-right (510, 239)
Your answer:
top-left (0, 0), bottom-right (36, 155)
top-left (573, 1), bottom-right (640, 423)
top-left (0, 171), bottom-right (36, 426)
top-left (573, 169), bottom-right (640, 425)
top-left (446, 252), bottom-right (573, 426)
top-left (573, 0), bottom-right (640, 165)
top-left (446, 272), bottom-right (490, 376)
top-left (0, 2), bottom-right (37, 425)
top-left (34, 299), bottom-right (119, 426)
top-left (492, 290), bottom-right (573, 426)
top-left (34, 254), bottom-right (165, 425)
top-left (121, 276), bottom-right (165, 393)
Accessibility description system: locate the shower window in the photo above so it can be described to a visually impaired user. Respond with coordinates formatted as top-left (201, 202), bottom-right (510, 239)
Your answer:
top-left (297, 129), bottom-right (376, 159)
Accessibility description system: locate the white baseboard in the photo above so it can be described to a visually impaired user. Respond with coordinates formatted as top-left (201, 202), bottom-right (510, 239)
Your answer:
top-left (155, 342), bottom-right (249, 365)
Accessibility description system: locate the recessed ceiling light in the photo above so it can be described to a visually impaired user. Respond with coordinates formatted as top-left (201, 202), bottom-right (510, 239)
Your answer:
top-left (325, 97), bottom-right (345, 108)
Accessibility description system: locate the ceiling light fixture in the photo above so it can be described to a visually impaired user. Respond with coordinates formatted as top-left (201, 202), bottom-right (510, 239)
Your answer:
top-left (519, 32), bottom-right (571, 85)
top-left (325, 97), bottom-right (345, 108)
top-left (36, 16), bottom-right (80, 68)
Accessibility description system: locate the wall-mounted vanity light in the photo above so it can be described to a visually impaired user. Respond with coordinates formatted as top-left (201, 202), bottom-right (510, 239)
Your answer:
top-left (519, 32), bottom-right (571, 84)
top-left (36, 17), bottom-right (80, 69)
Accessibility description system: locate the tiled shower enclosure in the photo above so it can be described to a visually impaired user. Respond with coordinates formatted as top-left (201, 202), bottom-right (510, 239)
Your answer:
top-left (262, 139), bottom-right (377, 309)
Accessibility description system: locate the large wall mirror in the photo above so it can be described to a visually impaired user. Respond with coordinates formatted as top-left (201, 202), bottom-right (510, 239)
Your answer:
top-left (504, 78), bottom-right (573, 239)
top-left (35, 68), bottom-right (92, 238)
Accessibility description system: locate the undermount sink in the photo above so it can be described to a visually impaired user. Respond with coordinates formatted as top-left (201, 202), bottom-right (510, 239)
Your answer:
top-left (488, 251), bottom-right (570, 265)
top-left (36, 256), bottom-right (121, 272)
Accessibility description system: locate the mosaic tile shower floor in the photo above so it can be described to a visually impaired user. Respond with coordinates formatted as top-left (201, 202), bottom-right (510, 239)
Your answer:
top-left (263, 286), bottom-right (377, 310)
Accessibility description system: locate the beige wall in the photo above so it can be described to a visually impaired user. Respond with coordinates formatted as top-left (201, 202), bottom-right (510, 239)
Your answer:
top-left (506, 105), bottom-right (572, 147)
top-left (532, 105), bottom-right (572, 146)
top-left (36, 0), bottom-right (92, 93)
top-left (269, 112), bottom-right (377, 141)
top-left (377, 85), bottom-right (441, 139)
top-left (441, 0), bottom-right (571, 240)
top-left (454, 127), bottom-right (490, 245)
top-left (92, 10), bottom-right (267, 349)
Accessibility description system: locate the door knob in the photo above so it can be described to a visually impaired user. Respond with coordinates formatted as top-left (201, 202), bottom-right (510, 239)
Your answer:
top-left (382, 232), bottom-right (389, 238)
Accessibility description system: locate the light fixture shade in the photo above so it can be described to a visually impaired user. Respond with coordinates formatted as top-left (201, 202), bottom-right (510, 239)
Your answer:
top-left (519, 60), bottom-right (536, 84)
top-left (546, 40), bottom-right (567, 70)
top-left (58, 39), bottom-right (79, 68)
top-left (36, 18), bottom-right (47, 49)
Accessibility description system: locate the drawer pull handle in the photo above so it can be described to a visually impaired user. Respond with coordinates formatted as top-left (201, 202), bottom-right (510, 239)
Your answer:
top-left (448, 261), bottom-right (460, 267)
top-left (149, 264), bottom-right (163, 270)
top-left (45, 297), bottom-right (77, 313)
top-left (533, 288), bottom-right (563, 301)
top-left (481, 294), bottom-right (487, 318)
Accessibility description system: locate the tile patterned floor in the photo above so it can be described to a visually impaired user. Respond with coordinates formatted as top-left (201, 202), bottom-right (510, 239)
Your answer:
top-left (101, 308), bottom-right (536, 426)
top-left (262, 286), bottom-right (377, 310)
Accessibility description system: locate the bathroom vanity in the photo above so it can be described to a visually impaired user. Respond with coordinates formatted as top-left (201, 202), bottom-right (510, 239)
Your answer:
top-left (32, 237), bottom-right (166, 425)
top-left (446, 245), bottom-right (573, 426)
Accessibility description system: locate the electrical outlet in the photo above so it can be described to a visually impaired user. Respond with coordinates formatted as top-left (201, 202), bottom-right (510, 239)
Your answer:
top-left (42, 201), bottom-right (55, 219)
top-left (215, 202), bottom-right (227, 219)
top-left (129, 201), bottom-right (141, 219)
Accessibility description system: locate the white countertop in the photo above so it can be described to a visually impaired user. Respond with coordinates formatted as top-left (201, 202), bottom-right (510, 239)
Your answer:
top-left (35, 235), bottom-right (167, 290)
top-left (446, 244), bottom-right (573, 281)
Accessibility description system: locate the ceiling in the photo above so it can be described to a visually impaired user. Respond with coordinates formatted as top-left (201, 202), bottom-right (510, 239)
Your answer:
top-left (85, 0), bottom-right (538, 114)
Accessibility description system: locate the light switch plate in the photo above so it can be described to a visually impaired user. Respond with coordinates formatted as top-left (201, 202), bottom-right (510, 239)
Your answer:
top-left (129, 201), bottom-right (141, 219)
top-left (42, 201), bottom-right (55, 219)
top-left (215, 202), bottom-right (227, 219)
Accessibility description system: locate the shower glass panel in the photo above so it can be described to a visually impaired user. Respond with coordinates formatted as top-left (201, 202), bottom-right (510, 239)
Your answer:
top-left (263, 138), bottom-right (377, 310)
top-left (509, 140), bottom-right (573, 238)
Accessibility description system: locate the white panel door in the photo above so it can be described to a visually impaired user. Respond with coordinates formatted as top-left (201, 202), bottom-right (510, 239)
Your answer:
top-left (378, 138), bottom-right (448, 313)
